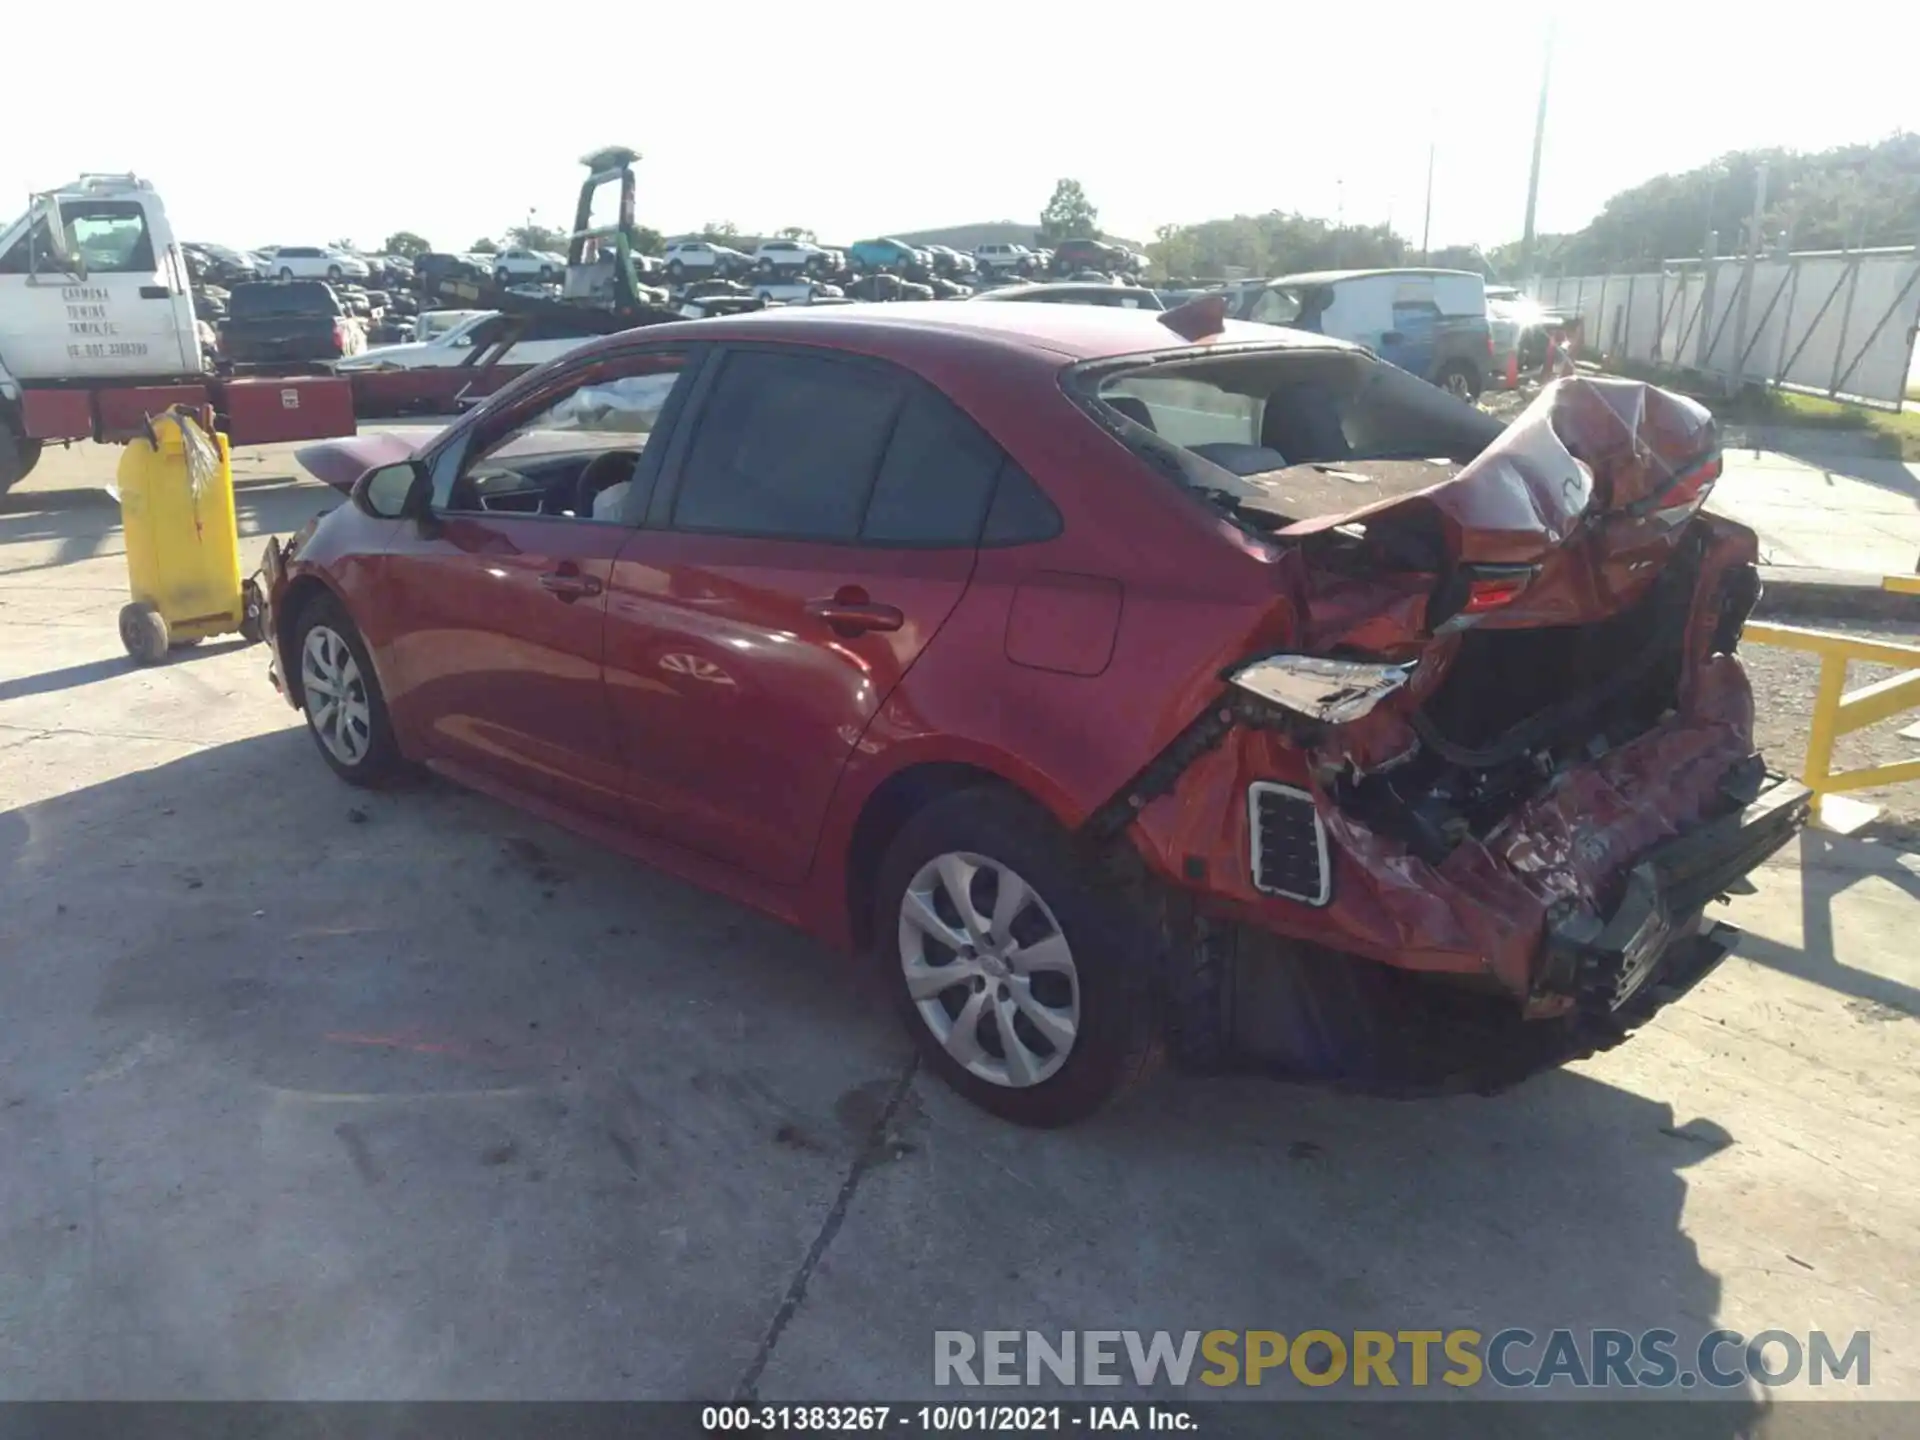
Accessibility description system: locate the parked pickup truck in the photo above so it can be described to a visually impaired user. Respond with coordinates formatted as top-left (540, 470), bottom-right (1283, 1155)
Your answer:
top-left (218, 281), bottom-right (365, 365)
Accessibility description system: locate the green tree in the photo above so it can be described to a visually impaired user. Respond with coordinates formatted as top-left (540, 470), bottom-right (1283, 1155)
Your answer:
top-left (470, 237), bottom-right (499, 254)
top-left (1426, 244), bottom-right (1490, 274)
top-left (1038, 179), bottom-right (1100, 245)
top-left (382, 231), bottom-right (432, 259)
top-left (1495, 132), bottom-right (1920, 275)
top-left (506, 223), bottom-right (569, 254)
top-left (777, 226), bottom-right (818, 243)
top-left (700, 221), bottom-right (741, 243)
top-left (1146, 211), bottom-right (1407, 282)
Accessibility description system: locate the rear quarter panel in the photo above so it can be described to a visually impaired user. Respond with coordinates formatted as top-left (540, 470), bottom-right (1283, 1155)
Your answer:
top-left (797, 342), bottom-right (1293, 943)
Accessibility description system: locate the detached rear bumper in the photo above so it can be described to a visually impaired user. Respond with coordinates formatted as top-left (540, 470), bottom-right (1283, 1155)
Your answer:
top-left (1538, 769), bottom-right (1811, 1017)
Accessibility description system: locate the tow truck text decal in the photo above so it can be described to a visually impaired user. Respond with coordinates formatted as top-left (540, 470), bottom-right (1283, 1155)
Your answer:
top-left (58, 286), bottom-right (147, 358)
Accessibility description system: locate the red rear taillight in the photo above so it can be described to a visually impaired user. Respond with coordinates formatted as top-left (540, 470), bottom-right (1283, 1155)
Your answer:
top-left (1665, 453), bottom-right (1722, 509)
top-left (332, 321), bottom-right (349, 351)
top-left (1621, 451), bottom-right (1723, 525)
top-left (1463, 574), bottom-right (1530, 613)
top-left (1435, 562), bottom-right (1538, 628)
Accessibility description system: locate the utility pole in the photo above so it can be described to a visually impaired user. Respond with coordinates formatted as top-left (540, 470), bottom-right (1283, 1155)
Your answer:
top-left (1334, 177), bottom-right (1345, 266)
top-left (1420, 139), bottom-right (1435, 263)
top-left (1519, 19), bottom-right (1556, 281)
top-left (1728, 162), bottom-right (1769, 393)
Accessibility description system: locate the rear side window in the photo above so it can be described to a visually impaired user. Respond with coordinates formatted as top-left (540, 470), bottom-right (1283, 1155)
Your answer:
top-left (861, 391), bottom-right (1003, 545)
top-left (230, 283), bottom-right (336, 317)
top-left (981, 462), bottom-right (1062, 545)
top-left (673, 350), bottom-right (904, 540)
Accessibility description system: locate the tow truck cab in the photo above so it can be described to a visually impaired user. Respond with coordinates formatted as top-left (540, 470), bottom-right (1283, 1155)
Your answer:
top-left (0, 175), bottom-right (202, 382)
top-left (0, 174), bottom-right (356, 495)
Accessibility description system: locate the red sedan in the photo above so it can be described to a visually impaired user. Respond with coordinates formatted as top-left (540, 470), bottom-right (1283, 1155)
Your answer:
top-left (263, 301), bottom-right (1807, 1125)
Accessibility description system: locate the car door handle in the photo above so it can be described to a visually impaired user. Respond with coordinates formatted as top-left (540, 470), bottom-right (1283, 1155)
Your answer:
top-left (805, 592), bottom-right (903, 635)
top-left (539, 571), bottom-right (603, 601)
top-left (139, 285), bottom-right (172, 299)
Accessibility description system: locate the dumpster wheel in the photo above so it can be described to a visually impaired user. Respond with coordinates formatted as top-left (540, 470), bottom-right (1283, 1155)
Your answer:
top-left (119, 602), bottom-right (170, 665)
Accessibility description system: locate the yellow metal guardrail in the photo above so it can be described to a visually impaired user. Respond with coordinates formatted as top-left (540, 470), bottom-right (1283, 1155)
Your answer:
top-left (1746, 588), bottom-right (1920, 829)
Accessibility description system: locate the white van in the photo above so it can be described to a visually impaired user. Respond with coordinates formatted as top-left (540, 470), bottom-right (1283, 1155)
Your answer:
top-left (1236, 268), bottom-right (1493, 398)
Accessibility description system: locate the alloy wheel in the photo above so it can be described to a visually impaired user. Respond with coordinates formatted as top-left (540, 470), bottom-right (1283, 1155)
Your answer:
top-left (898, 851), bottom-right (1080, 1088)
top-left (301, 624), bottom-right (372, 766)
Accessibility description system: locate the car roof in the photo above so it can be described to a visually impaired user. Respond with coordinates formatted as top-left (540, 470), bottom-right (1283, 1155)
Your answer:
top-left (1269, 267), bottom-right (1484, 286)
top-left (588, 299), bottom-right (1354, 365)
top-left (969, 282), bottom-right (1157, 302)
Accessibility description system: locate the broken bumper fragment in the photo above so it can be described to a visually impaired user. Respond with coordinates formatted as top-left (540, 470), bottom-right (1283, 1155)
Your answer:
top-left (1540, 768), bottom-right (1811, 1017)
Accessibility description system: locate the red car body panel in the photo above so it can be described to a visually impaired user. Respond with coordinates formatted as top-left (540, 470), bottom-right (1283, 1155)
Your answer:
top-left (271, 304), bottom-right (1799, 1023)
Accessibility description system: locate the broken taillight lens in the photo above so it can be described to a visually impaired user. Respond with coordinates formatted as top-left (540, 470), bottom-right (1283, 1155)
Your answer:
top-left (1228, 654), bottom-right (1416, 725)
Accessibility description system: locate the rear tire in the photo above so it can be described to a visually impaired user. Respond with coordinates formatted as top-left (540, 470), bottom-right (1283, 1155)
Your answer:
top-left (279, 267), bottom-right (294, 281)
top-left (874, 788), bottom-right (1160, 1127)
top-left (327, 265), bottom-right (343, 281)
top-left (291, 593), bottom-right (407, 787)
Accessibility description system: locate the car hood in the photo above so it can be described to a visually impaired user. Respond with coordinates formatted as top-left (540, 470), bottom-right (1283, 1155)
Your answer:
top-left (295, 432), bottom-right (421, 494)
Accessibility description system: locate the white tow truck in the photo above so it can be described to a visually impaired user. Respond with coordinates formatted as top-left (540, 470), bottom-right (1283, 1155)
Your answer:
top-left (0, 174), bottom-right (355, 496)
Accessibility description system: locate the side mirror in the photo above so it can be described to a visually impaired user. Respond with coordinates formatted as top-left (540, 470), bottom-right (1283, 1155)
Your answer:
top-left (354, 460), bottom-right (432, 523)
top-left (451, 334), bottom-right (472, 348)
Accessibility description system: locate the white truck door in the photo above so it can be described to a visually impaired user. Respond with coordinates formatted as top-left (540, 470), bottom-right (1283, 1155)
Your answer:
top-left (0, 192), bottom-right (198, 381)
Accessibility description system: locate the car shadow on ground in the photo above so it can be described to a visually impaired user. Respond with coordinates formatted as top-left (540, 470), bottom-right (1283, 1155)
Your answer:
top-left (0, 730), bottom-right (1761, 1426)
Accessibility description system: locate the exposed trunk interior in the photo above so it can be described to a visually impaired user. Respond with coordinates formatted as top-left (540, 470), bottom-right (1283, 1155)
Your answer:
top-left (1336, 548), bottom-right (1699, 865)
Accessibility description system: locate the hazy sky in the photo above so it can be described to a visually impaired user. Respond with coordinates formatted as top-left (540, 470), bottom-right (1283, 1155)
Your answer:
top-left (5, 3), bottom-right (1915, 254)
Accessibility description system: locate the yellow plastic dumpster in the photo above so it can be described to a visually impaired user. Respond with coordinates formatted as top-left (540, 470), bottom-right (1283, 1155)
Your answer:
top-left (115, 407), bottom-right (255, 664)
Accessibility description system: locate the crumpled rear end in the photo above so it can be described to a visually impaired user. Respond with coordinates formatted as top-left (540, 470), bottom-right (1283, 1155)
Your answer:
top-left (1126, 375), bottom-right (1803, 1039)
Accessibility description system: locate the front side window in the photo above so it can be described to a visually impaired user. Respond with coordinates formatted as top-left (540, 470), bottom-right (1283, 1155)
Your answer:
top-left (442, 352), bottom-right (690, 524)
top-left (0, 201), bottom-right (154, 275)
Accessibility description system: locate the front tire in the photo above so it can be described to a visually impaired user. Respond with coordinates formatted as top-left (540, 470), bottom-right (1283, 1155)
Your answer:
top-left (292, 594), bottom-right (406, 786)
top-left (0, 422), bottom-right (41, 499)
top-left (279, 267), bottom-right (294, 281)
top-left (874, 789), bottom-right (1160, 1126)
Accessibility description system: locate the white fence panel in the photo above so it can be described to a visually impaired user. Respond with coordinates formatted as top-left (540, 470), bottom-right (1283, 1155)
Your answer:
top-left (1530, 246), bottom-right (1920, 406)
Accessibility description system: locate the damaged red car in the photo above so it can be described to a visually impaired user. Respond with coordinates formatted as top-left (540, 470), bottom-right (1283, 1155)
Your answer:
top-left (260, 301), bottom-right (1809, 1126)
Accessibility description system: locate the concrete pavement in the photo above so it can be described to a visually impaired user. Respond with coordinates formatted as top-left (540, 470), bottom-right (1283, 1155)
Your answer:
top-left (1715, 446), bottom-right (1920, 579)
top-left (1, 445), bottom-right (1918, 1427)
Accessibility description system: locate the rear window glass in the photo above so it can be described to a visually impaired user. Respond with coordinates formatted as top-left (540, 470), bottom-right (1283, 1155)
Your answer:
top-left (230, 283), bottom-right (336, 317)
top-left (1079, 347), bottom-right (1503, 521)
